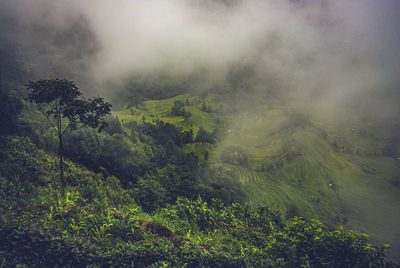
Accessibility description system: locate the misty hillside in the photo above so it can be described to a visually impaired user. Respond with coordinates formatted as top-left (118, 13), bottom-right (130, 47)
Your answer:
top-left (114, 93), bottom-right (400, 260)
top-left (1, 0), bottom-right (400, 266)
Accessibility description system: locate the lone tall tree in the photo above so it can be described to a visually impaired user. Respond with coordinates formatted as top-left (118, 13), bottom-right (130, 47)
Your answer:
top-left (26, 79), bottom-right (111, 192)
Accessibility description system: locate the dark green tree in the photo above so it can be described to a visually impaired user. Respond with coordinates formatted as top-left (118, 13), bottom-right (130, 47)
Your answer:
top-left (171, 100), bottom-right (191, 118)
top-left (195, 127), bottom-right (215, 144)
top-left (0, 81), bottom-right (23, 137)
top-left (26, 79), bottom-right (111, 192)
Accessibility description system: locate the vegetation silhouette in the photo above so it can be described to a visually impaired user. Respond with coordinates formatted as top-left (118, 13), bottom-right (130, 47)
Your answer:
top-left (26, 79), bottom-right (111, 192)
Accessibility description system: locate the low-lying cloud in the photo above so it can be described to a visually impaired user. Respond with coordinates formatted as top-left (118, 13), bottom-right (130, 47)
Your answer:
top-left (1, 0), bottom-right (399, 119)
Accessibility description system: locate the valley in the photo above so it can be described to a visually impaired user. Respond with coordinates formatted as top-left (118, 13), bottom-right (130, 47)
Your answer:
top-left (115, 94), bottom-right (400, 260)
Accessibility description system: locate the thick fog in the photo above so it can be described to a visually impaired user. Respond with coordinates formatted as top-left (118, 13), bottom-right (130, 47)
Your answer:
top-left (1, 0), bottom-right (399, 120)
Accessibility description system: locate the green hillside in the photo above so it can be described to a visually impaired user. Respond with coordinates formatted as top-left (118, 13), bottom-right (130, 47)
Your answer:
top-left (116, 94), bottom-right (218, 136)
top-left (115, 94), bottom-right (400, 260)
top-left (1, 0), bottom-right (399, 265)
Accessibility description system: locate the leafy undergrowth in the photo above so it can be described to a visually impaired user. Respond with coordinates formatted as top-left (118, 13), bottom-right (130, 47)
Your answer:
top-left (0, 145), bottom-right (395, 267)
top-left (0, 188), bottom-right (394, 267)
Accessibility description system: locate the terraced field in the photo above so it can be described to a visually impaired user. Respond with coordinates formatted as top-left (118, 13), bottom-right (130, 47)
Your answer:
top-left (115, 94), bottom-right (400, 260)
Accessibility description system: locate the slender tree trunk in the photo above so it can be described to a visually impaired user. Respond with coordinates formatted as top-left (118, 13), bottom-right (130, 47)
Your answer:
top-left (59, 133), bottom-right (64, 194)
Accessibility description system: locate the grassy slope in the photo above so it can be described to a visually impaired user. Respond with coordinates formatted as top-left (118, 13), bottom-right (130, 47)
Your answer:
top-left (115, 94), bottom-right (217, 137)
top-left (114, 95), bottom-right (400, 260)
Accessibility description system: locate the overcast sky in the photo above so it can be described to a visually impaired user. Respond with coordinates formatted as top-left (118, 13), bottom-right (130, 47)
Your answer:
top-left (1, 0), bottom-right (399, 119)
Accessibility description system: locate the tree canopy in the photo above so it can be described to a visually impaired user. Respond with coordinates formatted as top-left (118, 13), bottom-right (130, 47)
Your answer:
top-left (26, 79), bottom-right (111, 190)
top-left (26, 79), bottom-right (111, 133)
